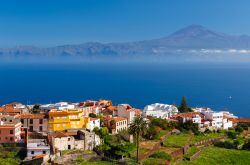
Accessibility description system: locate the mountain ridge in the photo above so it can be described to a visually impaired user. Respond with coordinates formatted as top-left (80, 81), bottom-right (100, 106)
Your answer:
top-left (1, 25), bottom-right (250, 59)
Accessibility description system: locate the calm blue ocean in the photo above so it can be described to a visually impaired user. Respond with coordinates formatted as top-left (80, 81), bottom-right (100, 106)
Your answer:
top-left (0, 62), bottom-right (250, 117)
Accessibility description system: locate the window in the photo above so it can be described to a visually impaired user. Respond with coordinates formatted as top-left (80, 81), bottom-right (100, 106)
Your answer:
top-left (68, 145), bottom-right (71, 149)
top-left (29, 126), bottom-right (33, 132)
top-left (9, 120), bottom-right (12, 122)
top-left (39, 126), bottom-right (43, 131)
top-left (43, 151), bottom-right (46, 154)
top-left (39, 119), bottom-right (43, 124)
top-left (30, 119), bottom-right (33, 124)
top-left (68, 138), bottom-right (70, 141)
top-left (10, 130), bottom-right (13, 134)
top-left (21, 119), bottom-right (24, 124)
top-left (10, 137), bottom-right (13, 141)
top-left (50, 116), bottom-right (53, 120)
top-left (31, 151), bottom-right (34, 154)
top-left (0, 130), bottom-right (1, 134)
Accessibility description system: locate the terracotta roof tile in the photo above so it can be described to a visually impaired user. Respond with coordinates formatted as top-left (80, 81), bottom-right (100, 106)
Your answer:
top-left (18, 113), bottom-right (46, 119)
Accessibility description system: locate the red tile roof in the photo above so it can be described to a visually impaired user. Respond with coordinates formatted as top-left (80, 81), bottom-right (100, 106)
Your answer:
top-left (18, 113), bottom-right (46, 119)
top-left (230, 118), bottom-right (250, 123)
top-left (0, 104), bottom-right (21, 114)
top-left (52, 132), bottom-right (68, 138)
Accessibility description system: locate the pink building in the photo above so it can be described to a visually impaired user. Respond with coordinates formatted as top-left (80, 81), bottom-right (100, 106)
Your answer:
top-left (0, 120), bottom-right (22, 143)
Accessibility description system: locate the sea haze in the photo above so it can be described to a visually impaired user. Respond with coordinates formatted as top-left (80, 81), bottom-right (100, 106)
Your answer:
top-left (0, 62), bottom-right (249, 117)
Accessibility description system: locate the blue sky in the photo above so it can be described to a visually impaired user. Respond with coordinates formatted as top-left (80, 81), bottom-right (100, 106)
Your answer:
top-left (0, 0), bottom-right (250, 47)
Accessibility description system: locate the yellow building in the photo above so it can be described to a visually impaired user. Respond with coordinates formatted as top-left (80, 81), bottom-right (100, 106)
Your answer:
top-left (48, 109), bottom-right (88, 131)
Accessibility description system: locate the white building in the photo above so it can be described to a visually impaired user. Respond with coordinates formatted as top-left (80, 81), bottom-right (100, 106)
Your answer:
top-left (86, 118), bottom-right (100, 131)
top-left (193, 107), bottom-right (213, 113)
top-left (202, 111), bottom-right (233, 129)
top-left (175, 112), bottom-right (204, 127)
top-left (26, 139), bottom-right (50, 159)
top-left (143, 103), bottom-right (178, 119)
top-left (54, 102), bottom-right (76, 110)
top-left (40, 104), bottom-right (55, 113)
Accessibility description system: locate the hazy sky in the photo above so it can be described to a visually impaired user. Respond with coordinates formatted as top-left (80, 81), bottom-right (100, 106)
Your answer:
top-left (1, 0), bottom-right (250, 47)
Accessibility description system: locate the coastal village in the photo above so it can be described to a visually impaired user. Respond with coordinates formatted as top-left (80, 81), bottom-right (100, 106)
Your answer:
top-left (0, 98), bottom-right (250, 165)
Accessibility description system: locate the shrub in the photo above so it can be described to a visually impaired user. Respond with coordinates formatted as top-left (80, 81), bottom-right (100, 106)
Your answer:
top-left (227, 131), bottom-right (237, 139)
top-left (242, 140), bottom-right (250, 150)
top-left (149, 151), bottom-right (171, 160)
top-left (204, 128), bottom-right (212, 134)
top-left (214, 140), bottom-right (236, 149)
top-left (235, 125), bottom-right (244, 133)
top-left (144, 124), bottom-right (159, 140)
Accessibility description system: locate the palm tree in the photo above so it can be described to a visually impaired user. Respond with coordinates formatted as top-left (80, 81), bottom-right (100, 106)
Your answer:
top-left (128, 116), bottom-right (147, 163)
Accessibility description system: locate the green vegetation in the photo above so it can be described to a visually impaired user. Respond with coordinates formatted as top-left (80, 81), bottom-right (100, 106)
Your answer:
top-left (78, 161), bottom-right (115, 165)
top-left (31, 104), bottom-right (41, 113)
top-left (155, 130), bottom-right (169, 140)
top-left (94, 127), bottom-right (136, 160)
top-left (178, 96), bottom-right (193, 113)
top-left (163, 133), bottom-right (191, 148)
top-left (149, 118), bottom-right (176, 131)
top-left (89, 113), bottom-right (97, 118)
top-left (142, 158), bottom-right (167, 165)
top-left (178, 147), bottom-right (250, 165)
top-left (75, 155), bottom-right (84, 162)
top-left (129, 116), bottom-right (147, 163)
top-left (177, 121), bottom-right (199, 135)
top-left (184, 146), bottom-right (200, 159)
top-left (192, 132), bottom-right (224, 144)
top-left (144, 117), bottom-right (176, 140)
top-left (149, 151), bottom-right (171, 160)
top-left (0, 150), bottom-right (22, 165)
top-left (242, 140), bottom-right (250, 150)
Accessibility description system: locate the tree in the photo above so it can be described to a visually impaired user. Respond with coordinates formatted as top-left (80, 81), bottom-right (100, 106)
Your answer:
top-left (128, 116), bottom-right (147, 163)
top-left (144, 124), bottom-right (158, 140)
top-left (235, 125), bottom-right (244, 133)
top-left (89, 113), bottom-right (97, 118)
top-left (227, 131), bottom-right (237, 139)
top-left (30, 104), bottom-right (41, 114)
top-left (178, 96), bottom-right (193, 113)
top-left (177, 120), bottom-right (199, 135)
top-left (93, 127), bottom-right (109, 144)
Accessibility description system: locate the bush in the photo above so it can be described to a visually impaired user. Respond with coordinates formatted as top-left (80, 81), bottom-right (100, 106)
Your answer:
top-left (144, 125), bottom-right (157, 140)
top-left (227, 131), bottom-right (237, 139)
top-left (177, 120), bottom-right (199, 135)
top-left (149, 151), bottom-right (171, 160)
top-left (242, 140), bottom-right (250, 150)
top-left (235, 125), bottom-right (244, 133)
top-left (150, 118), bottom-right (176, 130)
top-left (214, 140), bottom-right (236, 149)
top-left (237, 123), bottom-right (249, 130)
top-left (204, 128), bottom-right (212, 134)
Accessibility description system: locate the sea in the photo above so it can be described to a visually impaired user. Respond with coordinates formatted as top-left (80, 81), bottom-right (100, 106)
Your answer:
top-left (0, 62), bottom-right (250, 117)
